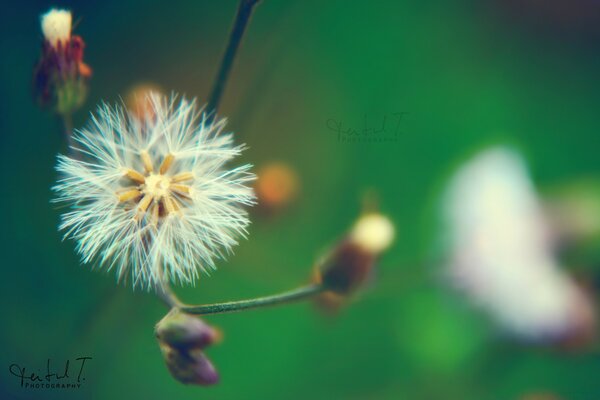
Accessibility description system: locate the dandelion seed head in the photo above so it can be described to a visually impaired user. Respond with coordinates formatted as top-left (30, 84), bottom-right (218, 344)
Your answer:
top-left (41, 9), bottom-right (72, 47)
top-left (54, 93), bottom-right (255, 290)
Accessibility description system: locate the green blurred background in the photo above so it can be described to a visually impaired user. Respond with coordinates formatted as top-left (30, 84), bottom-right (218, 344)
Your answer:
top-left (2, 0), bottom-right (600, 399)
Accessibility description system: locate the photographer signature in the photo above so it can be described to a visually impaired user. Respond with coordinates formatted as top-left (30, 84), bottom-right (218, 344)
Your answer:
top-left (326, 112), bottom-right (408, 142)
top-left (9, 357), bottom-right (92, 388)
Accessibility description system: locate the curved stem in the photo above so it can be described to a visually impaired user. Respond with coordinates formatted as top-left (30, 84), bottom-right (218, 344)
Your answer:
top-left (157, 282), bottom-right (182, 308)
top-left (206, 0), bottom-right (261, 122)
top-left (179, 283), bottom-right (325, 315)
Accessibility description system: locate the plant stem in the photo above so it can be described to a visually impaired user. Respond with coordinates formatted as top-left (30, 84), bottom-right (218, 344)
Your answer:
top-left (206, 0), bottom-right (261, 122)
top-left (179, 283), bottom-right (325, 315)
top-left (61, 113), bottom-right (75, 150)
top-left (157, 283), bottom-right (182, 309)
top-left (157, 0), bottom-right (321, 317)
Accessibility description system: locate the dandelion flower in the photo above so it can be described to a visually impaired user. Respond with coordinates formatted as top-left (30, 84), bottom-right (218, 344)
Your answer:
top-left (54, 94), bottom-right (255, 290)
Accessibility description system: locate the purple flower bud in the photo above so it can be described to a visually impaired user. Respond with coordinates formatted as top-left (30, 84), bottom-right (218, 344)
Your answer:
top-left (159, 344), bottom-right (220, 386)
top-left (155, 309), bottom-right (221, 350)
top-left (156, 310), bottom-right (221, 386)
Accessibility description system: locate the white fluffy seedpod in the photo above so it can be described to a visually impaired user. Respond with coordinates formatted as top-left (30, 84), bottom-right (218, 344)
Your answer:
top-left (54, 93), bottom-right (255, 290)
top-left (443, 147), bottom-right (595, 340)
top-left (41, 9), bottom-right (72, 47)
top-left (350, 213), bottom-right (395, 254)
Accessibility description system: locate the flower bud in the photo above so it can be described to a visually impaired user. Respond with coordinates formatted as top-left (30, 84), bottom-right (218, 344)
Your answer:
top-left (33, 9), bottom-right (91, 116)
top-left (156, 310), bottom-right (221, 386)
top-left (319, 241), bottom-right (375, 294)
top-left (318, 213), bottom-right (395, 295)
top-left (158, 343), bottom-right (219, 386)
top-left (155, 309), bottom-right (221, 350)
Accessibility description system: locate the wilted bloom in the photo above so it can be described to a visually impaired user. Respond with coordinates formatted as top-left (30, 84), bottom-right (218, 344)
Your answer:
top-left (443, 147), bottom-right (595, 342)
top-left (53, 93), bottom-right (255, 289)
top-left (316, 213), bottom-right (395, 298)
top-left (156, 310), bottom-right (220, 385)
top-left (33, 8), bottom-right (91, 115)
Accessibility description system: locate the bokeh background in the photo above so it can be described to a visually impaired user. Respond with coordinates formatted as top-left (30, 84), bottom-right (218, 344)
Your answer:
top-left (2, 0), bottom-right (600, 399)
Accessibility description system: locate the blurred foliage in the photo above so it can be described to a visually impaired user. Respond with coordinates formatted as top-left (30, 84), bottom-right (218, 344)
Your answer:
top-left (1, 0), bottom-right (600, 399)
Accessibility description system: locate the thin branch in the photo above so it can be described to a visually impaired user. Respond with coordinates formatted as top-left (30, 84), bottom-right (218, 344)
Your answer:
top-left (206, 0), bottom-right (261, 122)
top-left (61, 113), bottom-right (75, 150)
top-left (179, 283), bottom-right (325, 315)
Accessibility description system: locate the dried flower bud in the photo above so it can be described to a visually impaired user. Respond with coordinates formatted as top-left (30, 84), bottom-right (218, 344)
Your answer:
top-left (319, 241), bottom-right (375, 294)
top-left (33, 8), bottom-right (91, 116)
top-left (156, 310), bottom-right (221, 386)
top-left (155, 309), bottom-right (221, 350)
top-left (318, 213), bottom-right (395, 295)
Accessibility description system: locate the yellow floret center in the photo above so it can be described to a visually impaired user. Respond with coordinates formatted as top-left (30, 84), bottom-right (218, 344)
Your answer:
top-left (116, 151), bottom-right (194, 223)
top-left (144, 173), bottom-right (171, 198)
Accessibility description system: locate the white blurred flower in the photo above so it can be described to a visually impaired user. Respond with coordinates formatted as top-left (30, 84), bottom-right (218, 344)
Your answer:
top-left (443, 147), bottom-right (594, 340)
top-left (54, 94), bottom-right (255, 290)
